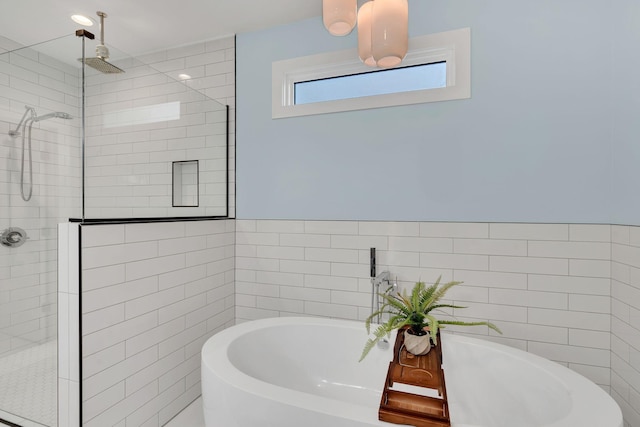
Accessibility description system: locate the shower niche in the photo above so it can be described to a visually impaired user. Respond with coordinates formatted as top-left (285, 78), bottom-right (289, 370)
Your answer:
top-left (173, 160), bottom-right (199, 207)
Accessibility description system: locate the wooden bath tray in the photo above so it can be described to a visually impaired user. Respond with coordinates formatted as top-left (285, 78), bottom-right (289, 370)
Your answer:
top-left (378, 328), bottom-right (450, 427)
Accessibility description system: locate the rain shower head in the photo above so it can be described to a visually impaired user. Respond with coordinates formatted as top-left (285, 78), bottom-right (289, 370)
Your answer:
top-left (83, 57), bottom-right (124, 74)
top-left (79, 11), bottom-right (125, 74)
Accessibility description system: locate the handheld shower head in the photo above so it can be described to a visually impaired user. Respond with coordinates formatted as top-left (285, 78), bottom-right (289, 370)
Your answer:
top-left (8, 106), bottom-right (73, 201)
top-left (33, 112), bottom-right (73, 122)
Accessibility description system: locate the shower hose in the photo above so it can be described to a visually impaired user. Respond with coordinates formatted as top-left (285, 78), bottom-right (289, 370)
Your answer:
top-left (20, 118), bottom-right (34, 202)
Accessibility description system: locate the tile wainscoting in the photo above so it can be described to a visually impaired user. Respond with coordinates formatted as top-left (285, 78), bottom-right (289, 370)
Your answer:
top-left (60, 219), bottom-right (640, 426)
top-left (234, 220), bottom-right (639, 426)
top-left (611, 226), bottom-right (640, 427)
top-left (59, 219), bottom-right (234, 427)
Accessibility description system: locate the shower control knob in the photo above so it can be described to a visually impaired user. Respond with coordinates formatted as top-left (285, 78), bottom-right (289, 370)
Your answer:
top-left (1, 227), bottom-right (28, 248)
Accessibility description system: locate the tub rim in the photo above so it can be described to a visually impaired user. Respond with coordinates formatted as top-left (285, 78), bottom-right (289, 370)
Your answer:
top-left (201, 316), bottom-right (622, 427)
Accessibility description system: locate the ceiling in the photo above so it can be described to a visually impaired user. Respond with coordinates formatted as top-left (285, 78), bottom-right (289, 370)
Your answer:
top-left (0, 0), bottom-right (322, 56)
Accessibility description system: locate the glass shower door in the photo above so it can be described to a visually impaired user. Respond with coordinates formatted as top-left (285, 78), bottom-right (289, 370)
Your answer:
top-left (0, 34), bottom-right (81, 427)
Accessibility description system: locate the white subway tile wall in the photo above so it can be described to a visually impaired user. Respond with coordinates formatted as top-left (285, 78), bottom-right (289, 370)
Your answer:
top-left (83, 36), bottom-right (235, 218)
top-left (80, 220), bottom-right (234, 426)
top-left (611, 225), bottom-right (640, 427)
top-left (58, 223), bottom-right (80, 427)
top-left (235, 221), bottom-right (614, 388)
top-left (237, 220), bottom-right (640, 424)
top-left (0, 35), bottom-right (81, 357)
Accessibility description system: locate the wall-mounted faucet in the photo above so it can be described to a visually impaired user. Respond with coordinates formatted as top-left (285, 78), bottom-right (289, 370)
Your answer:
top-left (0, 227), bottom-right (28, 248)
top-left (371, 270), bottom-right (398, 319)
top-left (370, 248), bottom-right (400, 350)
top-left (372, 270), bottom-right (390, 289)
top-left (370, 247), bottom-right (394, 323)
top-left (388, 276), bottom-right (398, 297)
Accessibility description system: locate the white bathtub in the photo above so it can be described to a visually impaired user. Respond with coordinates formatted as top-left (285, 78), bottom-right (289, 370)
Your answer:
top-left (201, 317), bottom-right (622, 427)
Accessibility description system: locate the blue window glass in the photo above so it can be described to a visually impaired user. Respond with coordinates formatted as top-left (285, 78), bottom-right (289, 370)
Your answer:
top-left (294, 61), bottom-right (446, 105)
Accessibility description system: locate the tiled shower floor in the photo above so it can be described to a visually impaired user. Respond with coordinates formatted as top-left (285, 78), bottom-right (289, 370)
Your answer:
top-left (0, 341), bottom-right (56, 427)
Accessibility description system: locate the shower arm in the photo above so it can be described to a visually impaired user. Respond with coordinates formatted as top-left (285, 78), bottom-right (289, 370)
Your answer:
top-left (96, 11), bottom-right (108, 49)
top-left (99, 11), bottom-right (106, 45)
top-left (9, 106), bottom-right (36, 136)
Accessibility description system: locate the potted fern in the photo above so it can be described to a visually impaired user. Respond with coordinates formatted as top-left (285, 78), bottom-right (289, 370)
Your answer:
top-left (360, 277), bottom-right (501, 361)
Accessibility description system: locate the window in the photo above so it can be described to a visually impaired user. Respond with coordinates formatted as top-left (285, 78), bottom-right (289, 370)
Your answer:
top-left (294, 62), bottom-right (447, 105)
top-left (272, 28), bottom-right (470, 118)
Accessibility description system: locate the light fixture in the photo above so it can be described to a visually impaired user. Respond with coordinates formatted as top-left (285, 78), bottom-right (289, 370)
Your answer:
top-left (357, 2), bottom-right (375, 67)
top-left (371, 0), bottom-right (408, 68)
top-left (322, 0), bottom-right (357, 36)
top-left (71, 14), bottom-right (94, 27)
top-left (178, 73), bottom-right (192, 80)
top-left (325, 0), bottom-right (409, 68)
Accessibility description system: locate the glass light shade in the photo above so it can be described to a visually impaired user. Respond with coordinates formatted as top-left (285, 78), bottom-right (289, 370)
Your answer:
top-left (357, 1), bottom-right (376, 67)
top-left (323, 0), bottom-right (357, 36)
top-left (371, 0), bottom-right (409, 68)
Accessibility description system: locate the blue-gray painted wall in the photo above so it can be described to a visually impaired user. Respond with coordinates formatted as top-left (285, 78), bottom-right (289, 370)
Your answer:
top-left (236, 1), bottom-right (638, 224)
top-left (611, 0), bottom-right (640, 225)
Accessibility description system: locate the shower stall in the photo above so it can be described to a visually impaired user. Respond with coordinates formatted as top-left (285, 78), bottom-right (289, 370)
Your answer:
top-left (0, 27), bottom-right (230, 427)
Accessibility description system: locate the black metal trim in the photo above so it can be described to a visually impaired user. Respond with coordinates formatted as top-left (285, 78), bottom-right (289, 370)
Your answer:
top-left (0, 418), bottom-right (22, 427)
top-left (69, 216), bottom-right (229, 225)
top-left (80, 32), bottom-right (86, 221)
top-left (77, 226), bottom-right (83, 426)
top-left (56, 226), bottom-right (60, 427)
top-left (226, 104), bottom-right (230, 218)
top-left (75, 29), bottom-right (95, 40)
top-left (232, 36), bottom-right (237, 219)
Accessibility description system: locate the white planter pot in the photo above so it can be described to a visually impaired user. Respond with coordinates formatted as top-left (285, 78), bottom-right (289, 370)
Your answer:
top-left (403, 329), bottom-right (431, 356)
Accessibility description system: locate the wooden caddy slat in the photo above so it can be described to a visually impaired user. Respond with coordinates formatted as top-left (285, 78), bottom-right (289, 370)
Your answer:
top-left (378, 328), bottom-right (451, 427)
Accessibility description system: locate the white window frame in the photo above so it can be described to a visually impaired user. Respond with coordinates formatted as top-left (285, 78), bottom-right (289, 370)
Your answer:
top-left (272, 27), bottom-right (471, 119)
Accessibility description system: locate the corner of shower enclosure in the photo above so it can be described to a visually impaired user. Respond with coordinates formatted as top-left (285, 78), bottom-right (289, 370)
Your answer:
top-left (0, 26), bottom-right (231, 427)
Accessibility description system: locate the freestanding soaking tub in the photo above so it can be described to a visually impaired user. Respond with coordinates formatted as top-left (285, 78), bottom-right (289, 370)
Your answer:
top-left (201, 317), bottom-right (622, 427)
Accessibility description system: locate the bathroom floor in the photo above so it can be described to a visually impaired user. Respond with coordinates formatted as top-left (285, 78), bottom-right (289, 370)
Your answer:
top-left (165, 397), bottom-right (205, 427)
top-left (0, 341), bottom-right (56, 427)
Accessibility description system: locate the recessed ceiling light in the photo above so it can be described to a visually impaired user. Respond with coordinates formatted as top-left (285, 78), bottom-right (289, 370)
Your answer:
top-left (71, 14), bottom-right (94, 26)
top-left (178, 74), bottom-right (192, 80)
